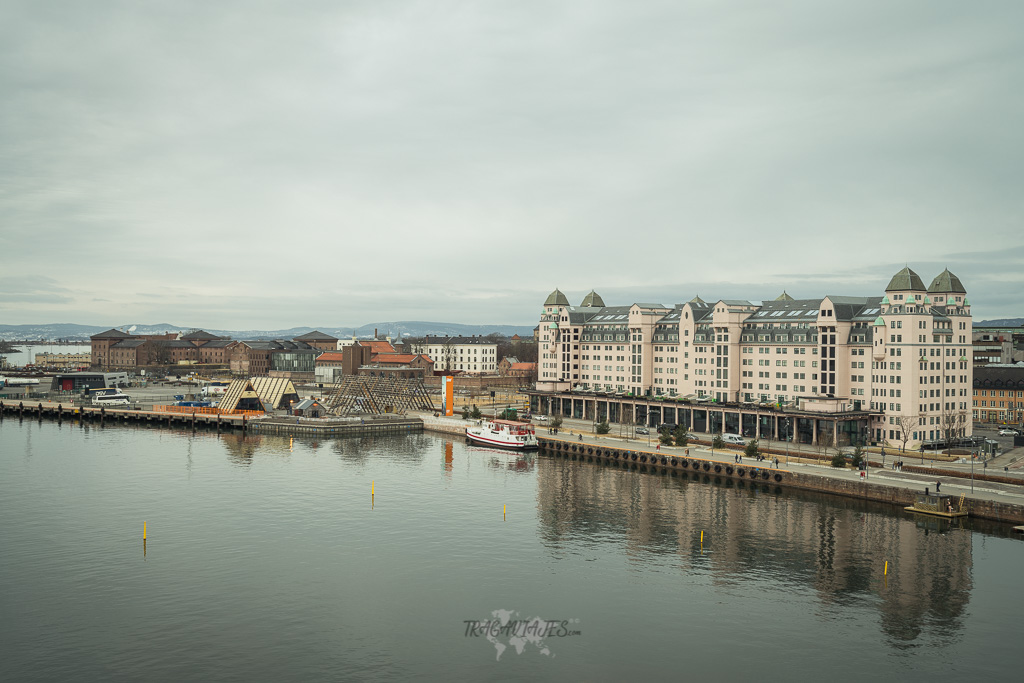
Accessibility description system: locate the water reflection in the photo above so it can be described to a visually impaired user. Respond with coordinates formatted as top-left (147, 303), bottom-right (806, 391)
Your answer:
top-left (536, 458), bottom-right (973, 648)
top-left (221, 433), bottom-right (266, 465)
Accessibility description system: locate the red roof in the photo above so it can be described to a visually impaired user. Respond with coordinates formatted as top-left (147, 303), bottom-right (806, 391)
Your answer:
top-left (371, 353), bottom-right (432, 365)
top-left (510, 362), bottom-right (536, 370)
top-left (316, 352), bottom-right (345, 363)
top-left (360, 340), bottom-right (395, 355)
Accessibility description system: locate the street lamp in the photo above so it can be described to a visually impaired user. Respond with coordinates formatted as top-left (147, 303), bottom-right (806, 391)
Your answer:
top-left (970, 441), bottom-right (975, 493)
top-left (785, 417), bottom-right (791, 465)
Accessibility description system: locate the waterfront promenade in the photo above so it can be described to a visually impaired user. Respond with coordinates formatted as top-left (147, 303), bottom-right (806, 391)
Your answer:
top-left (418, 412), bottom-right (1024, 524)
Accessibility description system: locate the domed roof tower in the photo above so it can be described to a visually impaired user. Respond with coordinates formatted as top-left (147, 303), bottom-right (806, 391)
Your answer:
top-left (885, 266), bottom-right (926, 292)
top-left (544, 288), bottom-right (570, 307)
top-left (928, 268), bottom-right (966, 294)
top-left (581, 290), bottom-right (605, 307)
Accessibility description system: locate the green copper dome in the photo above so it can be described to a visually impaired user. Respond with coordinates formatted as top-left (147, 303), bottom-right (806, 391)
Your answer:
top-left (544, 288), bottom-right (570, 307)
top-left (873, 317), bottom-right (885, 326)
top-left (927, 268), bottom-right (966, 293)
top-left (886, 266), bottom-right (926, 292)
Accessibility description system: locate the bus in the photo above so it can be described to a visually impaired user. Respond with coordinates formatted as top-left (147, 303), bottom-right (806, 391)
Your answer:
top-left (88, 387), bottom-right (131, 407)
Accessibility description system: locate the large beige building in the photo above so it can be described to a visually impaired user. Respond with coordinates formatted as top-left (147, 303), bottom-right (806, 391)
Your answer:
top-left (537, 268), bottom-right (973, 449)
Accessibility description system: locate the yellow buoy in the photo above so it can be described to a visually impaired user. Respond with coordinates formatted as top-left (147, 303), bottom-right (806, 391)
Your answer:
top-left (884, 561), bottom-right (888, 576)
top-left (143, 521), bottom-right (147, 540)
top-left (504, 504), bottom-right (506, 520)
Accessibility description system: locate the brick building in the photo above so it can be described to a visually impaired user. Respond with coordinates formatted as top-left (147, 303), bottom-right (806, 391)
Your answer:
top-left (973, 365), bottom-right (1024, 425)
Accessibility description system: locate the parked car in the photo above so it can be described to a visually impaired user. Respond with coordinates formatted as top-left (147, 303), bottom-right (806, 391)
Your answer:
top-left (998, 428), bottom-right (1020, 436)
top-left (635, 426), bottom-right (649, 435)
top-left (534, 415), bottom-right (547, 422)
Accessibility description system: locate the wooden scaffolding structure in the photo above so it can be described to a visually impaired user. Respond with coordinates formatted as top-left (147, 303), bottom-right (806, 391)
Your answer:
top-left (324, 375), bottom-right (436, 416)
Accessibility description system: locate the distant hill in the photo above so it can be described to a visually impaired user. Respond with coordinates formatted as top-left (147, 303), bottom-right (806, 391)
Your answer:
top-left (0, 321), bottom-right (537, 342)
top-left (977, 318), bottom-right (1024, 327)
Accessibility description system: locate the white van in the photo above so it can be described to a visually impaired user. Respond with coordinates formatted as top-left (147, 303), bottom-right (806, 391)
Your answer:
top-left (722, 434), bottom-right (745, 445)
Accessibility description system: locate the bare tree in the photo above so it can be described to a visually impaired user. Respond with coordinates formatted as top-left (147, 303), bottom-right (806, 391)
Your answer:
top-left (940, 405), bottom-right (967, 456)
top-left (895, 414), bottom-right (917, 454)
top-left (818, 431), bottom-right (834, 460)
top-left (405, 336), bottom-right (427, 355)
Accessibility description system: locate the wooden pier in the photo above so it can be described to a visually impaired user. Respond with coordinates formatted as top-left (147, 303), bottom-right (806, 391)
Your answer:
top-left (0, 399), bottom-right (250, 432)
top-left (0, 399), bottom-right (425, 438)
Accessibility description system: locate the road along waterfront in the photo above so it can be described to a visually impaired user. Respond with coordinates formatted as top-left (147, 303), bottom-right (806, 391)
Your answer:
top-left (2, 418), bottom-right (1023, 681)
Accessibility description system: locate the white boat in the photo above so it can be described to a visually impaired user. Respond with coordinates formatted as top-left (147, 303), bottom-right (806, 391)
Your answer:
top-left (466, 419), bottom-right (538, 450)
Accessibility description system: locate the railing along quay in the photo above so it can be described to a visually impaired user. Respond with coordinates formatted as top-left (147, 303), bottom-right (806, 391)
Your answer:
top-left (538, 436), bottom-right (787, 484)
top-left (246, 416), bottom-right (422, 437)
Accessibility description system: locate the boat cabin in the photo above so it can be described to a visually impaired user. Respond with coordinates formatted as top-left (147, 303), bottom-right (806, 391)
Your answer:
top-left (906, 493), bottom-right (966, 518)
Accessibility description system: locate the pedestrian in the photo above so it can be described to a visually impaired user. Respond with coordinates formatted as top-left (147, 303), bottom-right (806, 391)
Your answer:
top-left (935, 481), bottom-right (940, 493)
top-left (925, 487), bottom-right (929, 496)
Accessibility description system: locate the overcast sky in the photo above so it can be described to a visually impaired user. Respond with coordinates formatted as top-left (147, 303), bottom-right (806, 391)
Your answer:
top-left (2, 0), bottom-right (1022, 329)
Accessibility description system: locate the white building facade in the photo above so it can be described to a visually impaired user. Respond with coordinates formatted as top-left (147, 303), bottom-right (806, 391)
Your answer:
top-left (413, 336), bottom-right (498, 375)
top-left (537, 268), bottom-right (973, 449)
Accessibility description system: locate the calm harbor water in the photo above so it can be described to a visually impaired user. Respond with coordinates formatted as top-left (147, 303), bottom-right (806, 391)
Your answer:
top-left (1, 419), bottom-right (1021, 682)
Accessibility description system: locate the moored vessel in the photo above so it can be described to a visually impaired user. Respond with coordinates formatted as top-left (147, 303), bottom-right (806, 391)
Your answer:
top-left (905, 492), bottom-right (967, 519)
top-left (465, 419), bottom-right (538, 450)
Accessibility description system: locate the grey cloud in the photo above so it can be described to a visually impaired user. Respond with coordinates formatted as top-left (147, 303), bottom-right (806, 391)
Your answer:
top-left (1, 1), bottom-right (1022, 327)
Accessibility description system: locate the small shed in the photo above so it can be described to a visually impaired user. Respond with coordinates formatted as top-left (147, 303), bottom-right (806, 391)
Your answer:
top-left (293, 398), bottom-right (327, 418)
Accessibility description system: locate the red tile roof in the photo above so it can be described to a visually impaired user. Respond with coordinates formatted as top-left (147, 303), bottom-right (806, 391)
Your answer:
top-left (360, 340), bottom-right (395, 354)
top-left (316, 352), bottom-right (345, 363)
top-left (371, 353), bottom-right (432, 365)
top-left (510, 362), bottom-right (536, 370)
